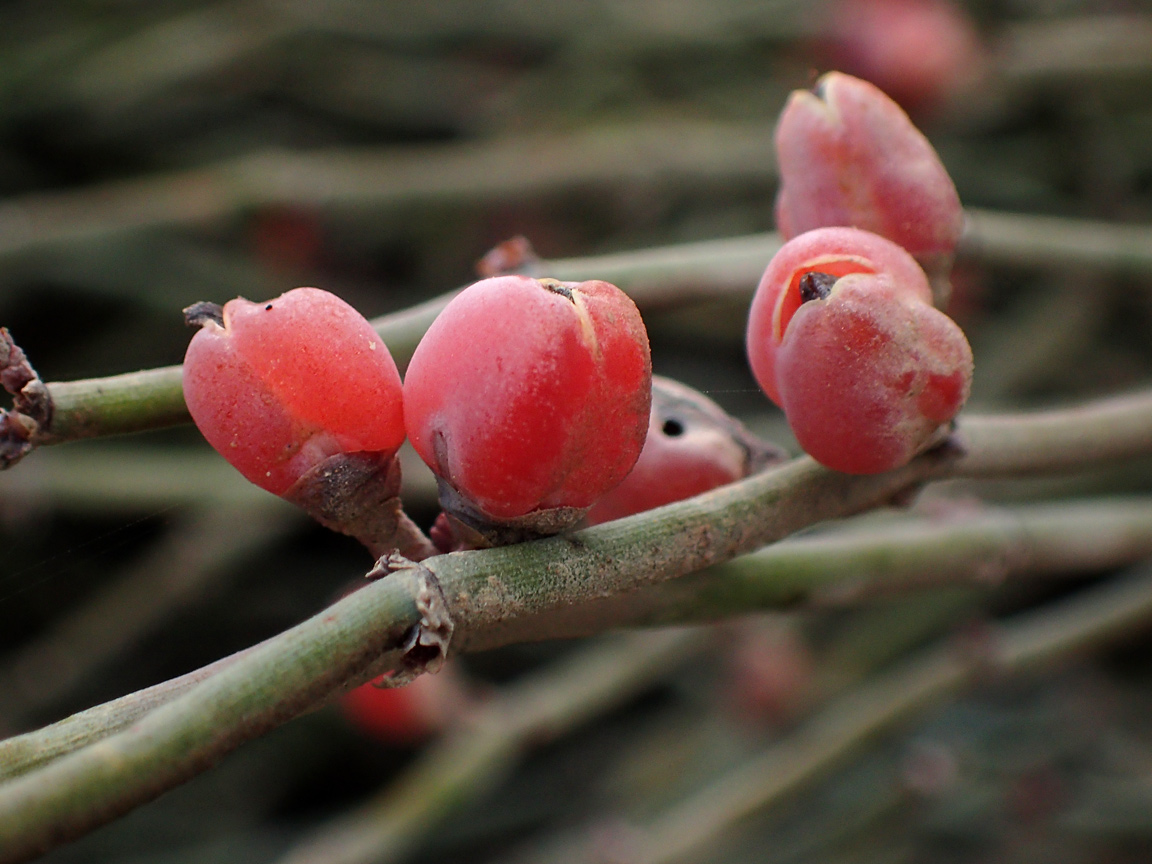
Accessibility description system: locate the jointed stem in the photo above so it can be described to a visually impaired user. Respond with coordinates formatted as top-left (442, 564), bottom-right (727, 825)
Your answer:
top-left (3, 391), bottom-right (1152, 860)
top-left (7, 209), bottom-right (1152, 460)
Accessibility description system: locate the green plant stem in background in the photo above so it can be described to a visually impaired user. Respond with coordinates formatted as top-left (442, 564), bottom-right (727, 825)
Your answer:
top-left (606, 566), bottom-right (1152, 864)
top-left (271, 495), bottom-right (1152, 864)
top-left (0, 121), bottom-right (777, 262)
top-left (0, 502), bottom-right (299, 734)
top-left (1, 496), bottom-right (1146, 788)
top-left (6, 209), bottom-right (1152, 453)
top-left (277, 628), bottom-right (708, 864)
top-left (3, 394), bottom-right (1152, 859)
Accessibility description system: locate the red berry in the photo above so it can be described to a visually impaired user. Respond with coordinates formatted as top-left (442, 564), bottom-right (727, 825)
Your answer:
top-left (774, 71), bottom-right (964, 293)
top-left (747, 226), bottom-right (931, 405)
top-left (183, 287), bottom-right (405, 495)
top-left (747, 227), bottom-right (972, 474)
top-left (340, 667), bottom-right (468, 745)
top-left (819, 0), bottom-right (985, 115)
top-left (403, 275), bottom-right (651, 531)
top-left (583, 376), bottom-right (783, 525)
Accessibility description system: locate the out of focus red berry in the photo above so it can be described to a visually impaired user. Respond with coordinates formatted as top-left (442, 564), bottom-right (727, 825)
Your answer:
top-left (818, 0), bottom-right (985, 115)
top-left (340, 666), bottom-right (469, 745)
top-left (583, 376), bottom-right (784, 525)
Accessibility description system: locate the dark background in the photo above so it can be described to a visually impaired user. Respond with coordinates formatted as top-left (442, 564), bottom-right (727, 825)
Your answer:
top-left (3, 1), bottom-right (1152, 862)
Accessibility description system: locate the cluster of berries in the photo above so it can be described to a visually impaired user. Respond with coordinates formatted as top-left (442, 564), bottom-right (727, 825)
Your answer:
top-left (748, 71), bottom-right (972, 474)
top-left (183, 275), bottom-right (653, 552)
top-left (180, 70), bottom-right (973, 741)
top-left (182, 71), bottom-right (971, 545)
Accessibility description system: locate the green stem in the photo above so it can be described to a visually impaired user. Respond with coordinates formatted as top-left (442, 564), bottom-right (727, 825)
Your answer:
top-left (0, 120), bottom-right (776, 262)
top-left (0, 502), bottom-right (296, 733)
top-left (0, 573), bottom-right (422, 863)
top-left (476, 497), bottom-right (1152, 647)
top-left (11, 210), bottom-right (1152, 454)
top-left (619, 566), bottom-right (1152, 864)
top-left (2, 395), bottom-right (1152, 859)
top-left (273, 495), bottom-right (1152, 864)
top-left (277, 628), bottom-right (708, 864)
top-left (6, 496), bottom-right (1151, 784)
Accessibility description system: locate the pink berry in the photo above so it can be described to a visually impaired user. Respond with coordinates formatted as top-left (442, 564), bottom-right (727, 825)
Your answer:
top-left (747, 226), bottom-right (932, 405)
top-left (404, 275), bottom-right (651, 532)
top-left (819, 0), bottom-right (985, 115)
top-left (774, 71), bottom-right (964, 292)
top-left (182, 287), bottom-right (405, 495)
top-left (747, 227), bottom-right (972, 474)
top-left (583, 376), bottom-right (784, 525)
top-left (341, 666), bottom-right (469, 745)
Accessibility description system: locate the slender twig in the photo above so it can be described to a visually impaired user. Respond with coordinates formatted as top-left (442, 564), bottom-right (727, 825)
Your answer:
top-left (276, 629), bottom-right (709, 864)
top-left (997, 14), bottom-right (1152, 84)
top-left (2, 395), bottom-right (1152, 860)
top-left (593, 566), bottom-right (1152, 864)
top-left (6, 496), bottom-right (1148, 785)
top-left (0, 501), bottom-right (297, 734)
top-left (7, 207), bottom-right (1150, 456)
top-left (963, 209), bottom-right (1152, 275)
top-left (0, 446), bottom-right (276, 509)
top-left (272, 496), bottom-right (1152, 864)
top-left (0, 636), bottom-right (278, 783)
top-left (475, 497), bottom-right (1152, 648)
top-left (36, 368), bottom-right (195, 445)
top-left (0, 573), bottom-right (422, 863)
top-left (0, 120), bottom-right (777, 262)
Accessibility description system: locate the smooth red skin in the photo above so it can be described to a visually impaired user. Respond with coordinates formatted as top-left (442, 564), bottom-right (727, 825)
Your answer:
top-left (775, 274), bottom-right (972, 474)
top-left (774, 72), bottom-right (963, 273)
top-left (183, 287), bottom-right (405, 495)
top-left (583, 392), bottom-right (747, 526)
top-left (821, 0), bottom-right (984, 114)
top-left (340, 674), bottom-right (455, 745)
top-left (747, 227), bottom-right (932, 405)
top-left (403, 275), bottom-right (651, 520)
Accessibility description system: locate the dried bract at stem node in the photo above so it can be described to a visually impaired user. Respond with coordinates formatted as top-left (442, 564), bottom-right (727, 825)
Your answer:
top-left (476, 235), bottom-right (541, 278)
top-left (182, 301), bottom-right (224, 328)
top-left (0, 328), bottom-right (52, 469)
top-left (366, 554), bottom-right (454, 685)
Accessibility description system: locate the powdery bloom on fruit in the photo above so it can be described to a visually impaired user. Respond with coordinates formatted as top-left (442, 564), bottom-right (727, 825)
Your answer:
top-left (584, 376), bottom-right (783, 525)
top-left (776, 274), bottom-right (972, 473)
top-left (747, 227), bottom-right (972, 474)
top-left (747, 226), bottom-right (933, 406)
top-left (183, 287), bottom-right (405, 495)
top-left (774, 71), bottom-right (964, 289)
top-left (404, 275), bottom-right (651, 523)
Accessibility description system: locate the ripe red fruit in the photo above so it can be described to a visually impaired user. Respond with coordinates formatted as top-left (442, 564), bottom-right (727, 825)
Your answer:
top-left (774, 71), bottom-right (964, 298)
top-left (404, 275), bottom-right (651, 539)
top-left (583, 376), bottom-right (784, 526)
top-left (819, 0), bottom-right (985, 115)
top-left (181, 287), bottom-right (434, 559)
top-left (183, 287), bottom-right (405, 495)
top-left (747, 227), bottom-right (972, 474)
top-left (341, 665), bottom-right (469, 745)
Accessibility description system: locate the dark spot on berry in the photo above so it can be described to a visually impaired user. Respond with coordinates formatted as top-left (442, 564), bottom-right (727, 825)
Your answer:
top-left (538, 278), bottom-right (574, 301)
top-left (265, 304), bottom-right (274, 311)
top-left (183, 301), bottom-right (224, 328)
top-left (661, 418), bottom-right (685, 437)
top-left (799, 272), bottom-right (837, 303)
